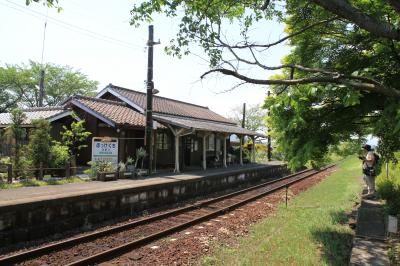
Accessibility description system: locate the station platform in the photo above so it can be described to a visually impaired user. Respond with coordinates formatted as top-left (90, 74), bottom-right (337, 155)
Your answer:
top-left (0, 162), bottom-right (287, 246)
top-left (349, 198), bottom-right (390, 265)
top-left (0, 162), bottom-right (283, 208)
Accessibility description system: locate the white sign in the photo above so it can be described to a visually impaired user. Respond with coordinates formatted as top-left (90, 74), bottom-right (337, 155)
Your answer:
top-left (388, 215), bottom-right (398, 233)
top-left (92, 137), bottom-right (118, 164)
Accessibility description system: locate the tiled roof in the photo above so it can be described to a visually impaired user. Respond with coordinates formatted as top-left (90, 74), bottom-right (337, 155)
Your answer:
top-left (153, 114), bottom-right (266, 137)
top-left (69, 96), bottom-right (146, 128)
top-left (102, 85), bottom-right (236, 125)
top-left (0, 107), bottom-right (70, 127)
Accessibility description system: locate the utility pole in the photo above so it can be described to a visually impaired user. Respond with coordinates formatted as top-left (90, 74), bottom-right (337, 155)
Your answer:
top-left (38, 11), bottom-right (48, 107)
top-left (145, 25), bottom-right (160, 176)
top-left (267, 90), bottom-right (272, 161)
top-left (242, 103), bottom-right (246, 128)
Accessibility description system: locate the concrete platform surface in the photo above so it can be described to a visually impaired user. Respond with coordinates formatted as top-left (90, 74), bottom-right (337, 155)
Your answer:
top-left (0, 163), bottom-right (282, 208)
top-left (350, 237), bottom-right (389, 266)
top-left (350, 198), bottom-right (389, 266)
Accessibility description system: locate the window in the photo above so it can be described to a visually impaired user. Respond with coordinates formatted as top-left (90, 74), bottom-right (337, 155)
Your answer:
top-left (157, 132), bottom-right (171, 150)
top-left (207, 134), bottom-right (215, 151)
top-left (216, 138), bottom-right (221, 152)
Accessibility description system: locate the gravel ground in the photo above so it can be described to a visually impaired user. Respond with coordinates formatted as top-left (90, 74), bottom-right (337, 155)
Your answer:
top-left (103, 167), bottom-right (336, 266)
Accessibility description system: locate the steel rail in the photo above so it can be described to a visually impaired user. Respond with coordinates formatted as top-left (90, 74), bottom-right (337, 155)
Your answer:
top-left (68, 165), bottom-right (334, 266)
top-left (0, 166), bottom-right (333, 266)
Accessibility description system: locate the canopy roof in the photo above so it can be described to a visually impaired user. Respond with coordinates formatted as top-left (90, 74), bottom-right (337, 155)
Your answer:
top-left (153, 113), bottom-right (266, 137)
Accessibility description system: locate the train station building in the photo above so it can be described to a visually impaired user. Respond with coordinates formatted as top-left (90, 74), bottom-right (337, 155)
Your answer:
top-left (0, 84), bottom-right (264, 173)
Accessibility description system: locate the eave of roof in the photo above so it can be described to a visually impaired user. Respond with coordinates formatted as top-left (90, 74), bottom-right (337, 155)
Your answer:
top-left (153, 113), bottom-right (266, 137)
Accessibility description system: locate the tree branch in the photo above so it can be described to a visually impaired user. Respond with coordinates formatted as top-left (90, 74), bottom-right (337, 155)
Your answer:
top-left (311, 0), bottom-right (400, 40)
top-left (219, 17), bottom-right (338, 49)
top-left (201, 68), bottom-right (400, 98)
top-left (386, 0), bottom-right (400, 14)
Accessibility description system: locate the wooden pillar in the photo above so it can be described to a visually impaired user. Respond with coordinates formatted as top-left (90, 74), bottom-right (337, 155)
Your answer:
top-left (223, 135), bottom-right (227, 168)
top-left (202, 134), bottom-right (207, 170)
top-left (174, 134), bottom-right (180, 173)
top-left (153, 130), bottom-right (157, 173)
top-left (252, 136), bottom-right (256, 163)
top-left (239, 135), bottom-right (243, 166)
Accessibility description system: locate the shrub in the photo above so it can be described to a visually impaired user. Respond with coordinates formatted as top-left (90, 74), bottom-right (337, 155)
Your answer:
top-left (376, 152), bottom-right (400, 215)
top-left (50, 142), bottom-right (70, 168)
top-left (27, 119), bottom-right (52, 171)
top-left (84, 161), bottom-right (117, 180)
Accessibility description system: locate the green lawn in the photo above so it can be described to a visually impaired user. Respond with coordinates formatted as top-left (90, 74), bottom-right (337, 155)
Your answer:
top-left (0, 176), bottom-right (85, 189)
top-left (201, 156), bottom-right (362, 266)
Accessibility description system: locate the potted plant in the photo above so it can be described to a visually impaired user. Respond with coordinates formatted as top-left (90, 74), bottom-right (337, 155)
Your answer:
top-left (96, 161), bottom-right (118, 181)
top-left (118, 161), bottom-right (129, 179)
top-left (135, 147), bottom-right (146, 176)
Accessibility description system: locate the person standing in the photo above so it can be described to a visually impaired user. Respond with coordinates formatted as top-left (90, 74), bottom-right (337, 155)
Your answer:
top-left (359, 144), bottom-right (379, 197)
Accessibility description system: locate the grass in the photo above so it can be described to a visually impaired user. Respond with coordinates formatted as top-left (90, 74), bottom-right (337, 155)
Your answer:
top-left (201, 156), bottom-right (362, 266)
top-left (0, 176), bottom-right (85, 189)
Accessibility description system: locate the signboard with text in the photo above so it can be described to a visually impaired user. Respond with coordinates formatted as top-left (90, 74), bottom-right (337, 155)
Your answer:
top-left (92, 137), bottom-right (118, 164)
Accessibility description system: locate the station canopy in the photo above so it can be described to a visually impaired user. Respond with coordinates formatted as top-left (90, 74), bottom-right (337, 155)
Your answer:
top-left (153, 113), bottom-right (265, 137)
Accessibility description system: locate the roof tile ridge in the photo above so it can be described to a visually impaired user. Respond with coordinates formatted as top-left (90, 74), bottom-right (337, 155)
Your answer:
top-left (23, 106), bottom-right (66, 112)
top-left (73, 95), bottom-right (127, 107)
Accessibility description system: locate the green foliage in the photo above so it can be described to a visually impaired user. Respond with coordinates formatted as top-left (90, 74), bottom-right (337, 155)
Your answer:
top-left (61, 119), bottom-right (91, 157)
top-left (130, 0), bottom-right (400, 170)
top-left (84, 161), bottom-right (117, 180)
top-left (201, 156), bottom-right (361, 265)
top-left (136, 147), bottom-right (146, 168)
top-left (27, 119), bottom-right (52, 169)
top-left (50, 142), bottom-right (70, 168)
top-left (376, 153), bottom-right (400, 215)
top-left (0, 177), bottom-right (84, 189)
top-left (10, 108), bottom-right (27, 178)
top-left (0, 61), bottom-right (98, 108)
top-left (228, 103), bottom-right (267, 133)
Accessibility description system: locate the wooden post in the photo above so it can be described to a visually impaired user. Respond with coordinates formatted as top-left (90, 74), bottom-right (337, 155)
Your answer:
top-left (223, 135), bottom-right (227, 168)
top-left (252, 136), bottom-right (256, 163)
top-left (202, 134), bottom-right (207, 170)
top-left (285, 186), bottom-right (288, 208)
top-left (39, 162), bottom-right (44, 180)
top-left (239, 135), bottom-right (243, 166)
top-left (174, 135), bottom-right (180, 173)
top-left (153, 130), bottom-right (157, 173)
top-left (7, 163), bottom-right (12, 183)
top-left (65, 161), bottom-right (71, 178)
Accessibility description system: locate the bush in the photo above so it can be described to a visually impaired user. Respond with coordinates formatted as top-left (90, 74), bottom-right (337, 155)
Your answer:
top-left (376, 152), bottom-right (400, 215)
top-left (50, 142), bottom-right (70, 168)
top-left (27, 119), bottom-right (52, 170)
top-left (84, 161), bottom-right (117, 180)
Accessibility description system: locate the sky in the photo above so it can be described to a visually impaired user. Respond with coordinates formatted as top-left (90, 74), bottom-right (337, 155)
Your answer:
top-left (0, 0), bottom-right (290, 117)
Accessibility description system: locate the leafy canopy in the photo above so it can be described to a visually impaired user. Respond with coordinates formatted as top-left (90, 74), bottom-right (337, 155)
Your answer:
top-left (0, 61), bottom-right (98, 110)
top-left (130, 0), bottom-right (400, 169)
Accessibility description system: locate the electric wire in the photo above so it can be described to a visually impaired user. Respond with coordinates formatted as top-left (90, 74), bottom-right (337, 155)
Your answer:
top-left (1, 0), bottom-right (143, 49)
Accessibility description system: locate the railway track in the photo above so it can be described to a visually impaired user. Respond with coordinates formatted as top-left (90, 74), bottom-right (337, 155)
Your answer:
top-left (0, 165), bottom-right (334, 266)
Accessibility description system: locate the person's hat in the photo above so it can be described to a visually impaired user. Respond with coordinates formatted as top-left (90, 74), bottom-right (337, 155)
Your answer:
top-left (362, 144), bottom-right (371, 151)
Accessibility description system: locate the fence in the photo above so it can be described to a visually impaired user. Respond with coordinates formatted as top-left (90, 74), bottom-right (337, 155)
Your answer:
top-left (0, 162), bottom-right (75, 184)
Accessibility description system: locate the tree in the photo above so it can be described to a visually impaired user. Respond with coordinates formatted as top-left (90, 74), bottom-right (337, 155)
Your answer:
top-left (128, 0), bottom-right (400, 169)
top-left (0, 61), bottom-right (98, 108)
top-left (61, 119), bottom-right (91, 158)
top-left (27, 119), bottom-right (52, 178)
top-left (10, 108), bottom-right (27, 178)
top-left (228, 104), bottom-right (267, 133)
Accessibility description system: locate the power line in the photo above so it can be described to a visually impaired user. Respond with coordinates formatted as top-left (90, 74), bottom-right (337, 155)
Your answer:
top-left (1, 0), bottom-right (144, 49)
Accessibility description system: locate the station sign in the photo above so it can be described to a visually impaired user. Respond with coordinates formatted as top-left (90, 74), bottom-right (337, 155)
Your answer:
top-left (92, 137), bottom-right (118, 164)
